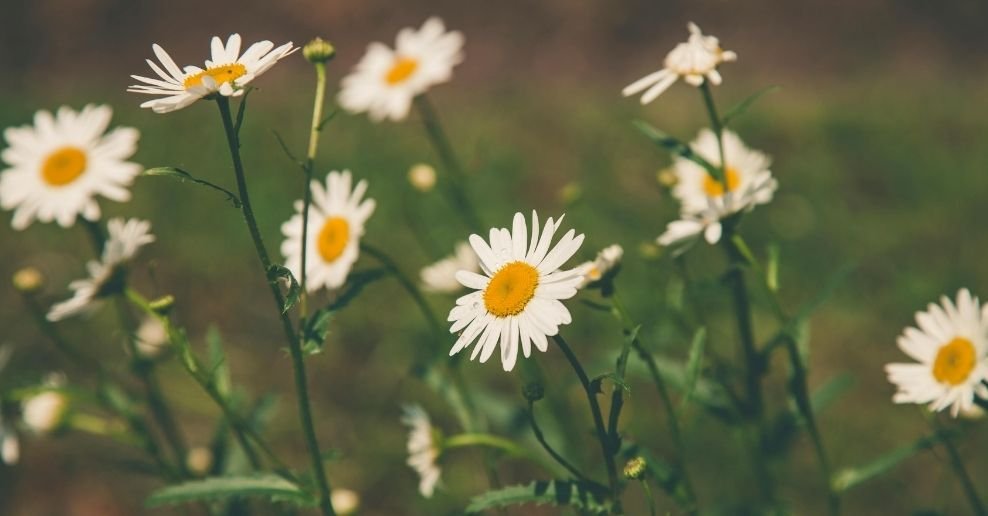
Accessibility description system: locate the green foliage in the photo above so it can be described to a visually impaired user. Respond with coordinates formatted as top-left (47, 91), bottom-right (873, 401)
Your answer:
top-left (301, 268), bottom-right (388, 355)
top-left (465, 480), bottom-right (609, 514)
top-left (632, 120), bottom-right (719, 176)
top-left (142, 167), bottom-right (241, 208)
top-left (721, 85), bottom-right (780, 126)
top-left (266, 265), bottom-right (301, 314)
top-left (680, 327), bottom-right (707, 410)
top-left (145, 474), bottom-right (315, 508)
top-left (833, 431), bottom-right (953, 492)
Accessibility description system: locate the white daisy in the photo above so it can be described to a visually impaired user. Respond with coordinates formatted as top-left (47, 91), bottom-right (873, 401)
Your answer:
top-left (47, 218), bottom-right (155, 322)
top-left (401, 404), bottom-right (442, 498)
top-left (129, 34), bottom-right (297, 114)
top-left (0, 105), bottom-right (140, 230)
top-left (339, 17), bottom-right (464, 122)
top-left (421, 241), bottom-right (479, 294)
top-left (447, 211), bottom-right (585, 372)
top-left (885, 289), bottom-right (988, 417)
top-left (574, 244), bottom-right (623, 289)
top-left (656, 207), bottom-right (725, 249)
top-left (623, 22), bottom-right (737, 104)
top-left (281, 170), bottom-right (376, 292)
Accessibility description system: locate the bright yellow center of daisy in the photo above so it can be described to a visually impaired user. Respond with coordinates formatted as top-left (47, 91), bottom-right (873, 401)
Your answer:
top-left (484, 262), bottom-right (539, 318)
top-left (932, 337), bottom-right (977, 386)
top-left (317, 217), bottom-right (350, 263)
top-left (385, 57), bottom-right (419, 85)
top-left (702, 166), bottom-right (741, 197)
top-left (41, 147), bottom-right (87, 186)
top-left (183, 63), bottom-right (247, 89)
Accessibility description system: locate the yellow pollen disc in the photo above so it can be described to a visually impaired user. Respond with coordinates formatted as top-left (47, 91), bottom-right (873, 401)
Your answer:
top-left (484, 262), bottom-right (539, 318)
top-left (316, 217), bottom-right (350, 263)
top-left (385, 57), bottom-right (419, 85)
top-left (702, 166), bottom-right (741, 197)
top-left (183, 63), bottom-right (248, 89)
top-left (41, 147), bottom-right (87, 186)
top-left (932, 337), bottom-right (977, 386)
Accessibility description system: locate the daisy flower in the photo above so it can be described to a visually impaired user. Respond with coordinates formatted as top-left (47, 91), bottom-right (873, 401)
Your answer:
top-left (886, 289), bottom-right (988, 417)
top-left (421, 241), bottom-right (479, 294)
top-left (401, 405), bottom-right (442, 498)
top-left (47, 218), bottom-right (155, 321)
top-left (0, 105), bottom-right (140, 230)
top-left (339, 17), bottom-right (464, 122)
top-left (128, 34), bottom-right (297, 114)
top-left (447, 212), bottom-right (585, 372)
top-left (656, 207), bottom-right (725, 249)
top-left (574, 244), bottom-right (623, 289)
top-left (281, 170), bottom-right (376, 292)
top-left (623, 22), bottom-right (737, 104)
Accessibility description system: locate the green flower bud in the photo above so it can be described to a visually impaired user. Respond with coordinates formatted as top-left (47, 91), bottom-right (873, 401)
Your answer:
top-left (149, 295), bottom-right (175, 315)
top-left (303, 37), bottom-right (336, 64)
top-left (623, 456), bottom-right (647, 480)
top-left (522, 381), bottom-right (545, 402)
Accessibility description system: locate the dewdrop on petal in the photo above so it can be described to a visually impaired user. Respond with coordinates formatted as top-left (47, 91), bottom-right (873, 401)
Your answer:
top-left (22, 390), bottom-right (70, 434)
top-left (408, 163), bottom-right (437, 192)
top-left (331, 489), bottom-right (360, 515)
top-left (12, 267), bottom-right (44, 294)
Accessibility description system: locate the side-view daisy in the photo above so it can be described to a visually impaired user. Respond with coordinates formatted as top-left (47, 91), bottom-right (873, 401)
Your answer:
top-left (421, 241), bottom-right (479, 293)
top-left (338, 17), bottom-right (464, 122)
top-left (447, 211), bottom-right (585, 372)
top-left (401, 404), bottom-right (442, 498)
top-left (575, 244), bottom-right (624, 289)
top-left (622, 22), bottom-right (737, 104)
top-left (129, 34), bottom-right (297, 114)
top-left (281, 170), bottom-right (376, 291)
top-left (0, 105), bottom-right (140, 230)
top-left (886, 289), bottom-right (988, 417)
top-left (656, 207), bottom-right (724, 249)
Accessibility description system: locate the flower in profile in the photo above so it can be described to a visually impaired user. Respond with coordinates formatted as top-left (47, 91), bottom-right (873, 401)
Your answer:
top-left (421, 241), bottom-right (479, 294)
top-left (0, 345), bottom-right (18, 465)
top-left (129, 34), bottom-right (297, 113)
top-left (886, 289), bottom-right (988, 417)
top-left (574, 244), bottom-right (623, 289)
top-left (47, 218), bottom-right (155, 321)
top-left (281, 171), bottom-right (375, 291)
top-left (447, 212), bottom-right (584, 372)
top-left (339, 17), bottom-right (464, 122)
top-left (0, 105), bottom-right (140, 230)
top-left (656, 207), bottom-right (724, 248)
top-left (401, 404), bottom-right (442, 498)
top-left (622, 22), bottom-right (737, 104)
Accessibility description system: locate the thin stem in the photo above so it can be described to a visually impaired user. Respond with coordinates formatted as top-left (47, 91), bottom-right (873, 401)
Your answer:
top-left (527, 401), bottom-right (597, 485)
top-left (552, 334), bottom-right (620, 504)
top-left (443, 432), bottom-right (560, 475)
top-left (640, 480), bottom-right (658, 516)
top-left (360, 243), bottom-right (444, 345)
top-left (215, 96), bottom-right (335, 516)
top-left (932, 417), bottom-right (986, 515)
top-left (300, 61), bottom-right (328, 317)
top-left (698, 81), bottom-right (727, 186)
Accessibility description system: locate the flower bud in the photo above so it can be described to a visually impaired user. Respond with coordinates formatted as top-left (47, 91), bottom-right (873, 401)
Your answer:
top-left (303, 37), bottom-right (336, 64)
top-left (22, 390), bottom-right (70, 434)
top-left (12, 267), bottom-right (44, 294)
top-left (331, 489), bottom-right (360, 515)
top-left (186, 446), bottom-right (214, 476)
top-left (149, 295), bottom-right (175, 315)
top-left (623, 456), bottom-right (646, 480)
top-left (522, 381), bottom-right (545, 402)
top-left (408, 163), bottom-right (436, 192)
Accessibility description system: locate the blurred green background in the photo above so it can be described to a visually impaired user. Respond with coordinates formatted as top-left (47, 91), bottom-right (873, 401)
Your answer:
top-left (2, 0), bottom-right (988, 514)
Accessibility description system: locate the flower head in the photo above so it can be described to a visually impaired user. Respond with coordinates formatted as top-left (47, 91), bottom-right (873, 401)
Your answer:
top-left (401, 404), bottom-right (442, 498)
top-left (129, 35), bottom-right (297, 113)
top-left (623, 22), bottom-right (736, 104)
top-left (574, 244), bottom-right (623, 289)
top-left (447, 212), bottom-right (584, 371)
top-left (0, 105), bottom-right (140, 230)
top-left (22, 390), bottom-right (69, 434)
top-left (886, 289), bottom-right (988, 417)
top-left (421, 241), bottom-right (480, 294)
top-left (339, 17), bottom-right (464, 121)
top-left (281, 171), bottom-right (375, 292)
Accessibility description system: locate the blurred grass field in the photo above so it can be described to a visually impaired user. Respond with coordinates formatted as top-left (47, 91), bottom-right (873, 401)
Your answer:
top-left (2, 37), bottom-right (988, 515)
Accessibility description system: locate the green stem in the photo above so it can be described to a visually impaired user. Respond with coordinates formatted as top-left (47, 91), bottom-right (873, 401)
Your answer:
top-left (698, 81), bottom-right (727, 186)
top-left (360, 243), bottom-right (444, 346)
top-left (932, 417), bottom-right (986, 515)
top-left (527, 400), bottom-right (597, 485)
top-left (215, 96), bottom-right (335, 516)
top-left (299, 61), bottom-right (328, 317)
top-left (640, 480), bottom-right (658, 516)
top-left (443, 433), bottom-right (559, 474)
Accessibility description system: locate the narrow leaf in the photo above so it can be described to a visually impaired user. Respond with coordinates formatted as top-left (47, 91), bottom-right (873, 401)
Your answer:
top-left (832, 431), bottom-right (952, 492)
top-left (206, 326), bottom-right (231, 398)
top-left (317, 109), bottom-right (339, 131)
top-left (145, 474), bottom-right (315, 508)
top-left (680, 327), bottom-right (707, 410)
top-left (592, 372), bottom-right (631, 394)
top-left (466, 480), bottom-right (608, 514)
top-left (234, 90), bottom-right (250, 136)
top-left (266, 265), bottom-right (301, 314)
top-left (721, 85), bottom-right (780, 126)
top-left (143, 167), bottom-right (241, 208)
top-left (632, 120), bottom-right (719, 177)
top-left (272, 130), bottom-right (304, 168)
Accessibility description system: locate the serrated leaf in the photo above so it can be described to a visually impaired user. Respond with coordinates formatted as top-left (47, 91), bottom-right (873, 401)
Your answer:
top-left (465, 480), bottom-right (609, 514)
top-left (721, 85), bottom-right (780, 126)
top-left (680, 327), bottom-right (707, 410)
top-left (632, 120), bottom-right (720, 177)
top-left (266, 265), bottom-right (301, 314)
top-left (145, 474), bottom-right (315, 508)
top-left (143, 167), bottom-right (241, 208)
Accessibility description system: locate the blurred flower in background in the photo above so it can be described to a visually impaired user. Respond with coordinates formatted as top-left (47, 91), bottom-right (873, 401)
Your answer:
top-left (401, 404), bottom-right (442, 498)
top-left (421, 241), bottom-right (479, 293)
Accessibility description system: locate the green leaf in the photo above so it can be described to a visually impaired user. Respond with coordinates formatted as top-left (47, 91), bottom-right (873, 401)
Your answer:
top-left (206, 326), bottom-right (231, 398)
top-left (680, 327), bottom-right (707, 410)
top-left (234, 90), bottom-right (250, 136)
top-left (465, 480), bottom-right (609, 514)
top-left (266, 265), bottom-right (301, 314)
top-left (592, 372), bottom-right (631, 394)
top-left (301, 310), bottom-right (333, 355)
top-left (721, 85), bottom-right (780, 126)
top-left (317, 109), bottom-right (339, 131)
top-left (145, 474), bottom-right (315, 508)
top-left (832, 431), bottom-right (953, 492)
top-left (810, 373), bottom-right (854, 413)
top-left (143, 167), bottom-right (241, 208)
top-left (632, 120), bottom-right (720, 177)
top-left (301, 268), bottom-right (388, 353)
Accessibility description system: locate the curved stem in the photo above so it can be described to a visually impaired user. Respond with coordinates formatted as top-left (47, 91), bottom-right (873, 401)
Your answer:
top-left (360, 243), bottom-right (444, 344)
top-left (443, 432), bottom-right (559, 475)
top-left (640, 480), bottom-right (658, 516)
top-left (526, 401), bottom-right (599, 486)
top-left (299, 61), bottom-right (328, 317)
top-left (932, 417), bottom-right (986, 515)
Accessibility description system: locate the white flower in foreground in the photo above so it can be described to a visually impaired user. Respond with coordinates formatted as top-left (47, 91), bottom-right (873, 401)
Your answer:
top-left (129, 34), bottom-right (297, 113)
top-left (339, 17), bottom-right (464, 122)
top-left (0, 345), bottom-right (18, 465)
top-left (0, 105), bottom-right (140, 230)
top-left (421, 241), bottom-right (479, 293)
top-left (281, 171), bottom-right (375, 292)
top-left (22, 390), bottom-right (69, 434)
top-left (623, 22), bottom-right (737, 104)
top-left (448, 212), bottom-right (585, 372)
top-left (47, 218), bottom-right (155, 321)
top-left (575, 244), bottom-right (623, 289)
top-left (401, 404), bottom-right (442, 498)
top-left (886, 289), bottom-right (988, 417)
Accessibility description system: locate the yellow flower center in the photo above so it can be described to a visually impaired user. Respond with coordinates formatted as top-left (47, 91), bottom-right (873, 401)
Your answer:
top-left (41, 147), bottom-right (87, 186)
top-left (183, 63), bottom-right (248, 90)
top-left (317, 217), bottom-right (350, 263)
top-left (702, 166), bottom-right (741, 197)
top-left (385, 57), bottom-right (419, 85)
top-left (484, 262), bottom-right (539, 318)
top-left (932, 337), bottom-right (977, 386)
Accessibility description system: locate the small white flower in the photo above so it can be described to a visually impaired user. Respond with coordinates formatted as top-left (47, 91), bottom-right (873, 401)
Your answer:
top-left (421, 241), bottom-right (480, 294)
top-left (331, 489), bottom-right (360, 515)
top-left (22, 390), bottom-right (69, 434)
top-left (136, 316), bottom-right (169, 359)
top-left (623, 22), bottom-right (737, 104)
top-left (656, 208), bottom-right (724, 249)
top-left (281, 171), bottom-right (376, 292)
top-left (339, 17), bottom-right (464, 122)
top-left (129, 34), bottom-right (297, 113)
top-left (0, 345), bottom-right (18, 465)
top-left (401, 404), bottom-right (442, 498)
top-left (0, 105), bottom-right (140, 230)
top-left (574, 244), bottom-right (623, 289)
top-left (408, 163), bottom-right (437, 192)
top-left (447, 211), bottom-right (584, 372)
top-left (886, 289), bottom-right (988, 417)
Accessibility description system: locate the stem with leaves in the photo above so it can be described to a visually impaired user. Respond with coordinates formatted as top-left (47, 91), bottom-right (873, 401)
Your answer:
top-left (299, 60), bottom-right (329, 316)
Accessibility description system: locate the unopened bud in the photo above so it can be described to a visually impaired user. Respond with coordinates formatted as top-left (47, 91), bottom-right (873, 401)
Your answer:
top-left (331, 489), bottom-right (360, 515)
top-left (303, 37), bottom-right (336, 64)
top-left (149, 295), bottom-right (175, 315)
top-left (136, 317), bottom-right (170, 359)
top-left (623, 456), bottom-right (646, 480)
top-left (522, 381), bottom-right (544, 402)
top-left (657, 168), bottom-right (678, 188)
top-left (408, 163), bottom-right (437, 192)
top-left (12, 267), bottom-right (44, 294)
top-left (186, 446), bottom-right (214, 476)
top-left (560, 182), bottom-right (582, 205)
